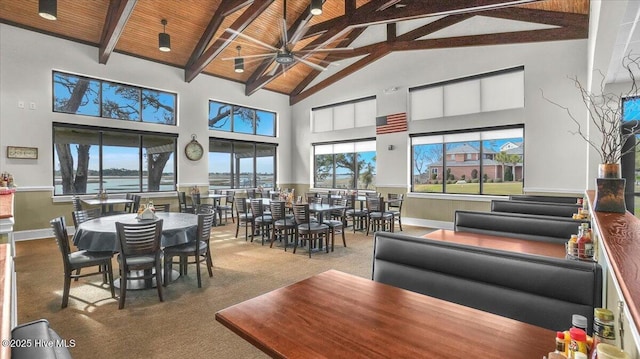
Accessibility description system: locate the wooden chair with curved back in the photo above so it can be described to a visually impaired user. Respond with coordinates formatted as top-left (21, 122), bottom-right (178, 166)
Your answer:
top-left (250, 199), bottom-right (273, 245)
top-left (269, 200), bottom-right (296, 251)
top-left (71, 208), bottom-right (102, 229)
top-left (365, 196), bottom-right (394, 236)
top-left (115, 219), bottom-right (164, 309)
top-left (291, 204), bottom-right (330, 258)
top-left (386, 193), bottom-right (404, 231)
top-left (50, 217), bottom-right (115, 308)
top-left (177, 192), bottom-right (195, 213)
top-left (324, 197), bottom-right (347, 251)
top-left (163, 209), bottom-right (215, 288)
top-left (234, 197), bottom-right (254, 240)
top-left (216, 191), bottom-right (235, 224)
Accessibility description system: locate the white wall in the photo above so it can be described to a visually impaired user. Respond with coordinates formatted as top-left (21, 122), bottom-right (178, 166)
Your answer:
top-left (0, 24), bottom-right (293, 190)
top-left (291, 39), bottom-right (590, 193)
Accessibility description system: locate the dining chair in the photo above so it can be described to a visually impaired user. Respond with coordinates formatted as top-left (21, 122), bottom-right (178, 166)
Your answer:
top-left (71, 208), bottom-right (101, 229)
top-left (346, 194), bottom-right (367, 232)
top-left (50, 217), bottom-right (115, 309)
top-left (250, 198), bottom-right (273, 245)
top-left (365, 196), bottom-right (394, 236)
top-left (115, 219), bottom-right (164, 309)
top-left (153, 203), bottom-right (171, 212)
top-left (71, 196), bottom-right (83, 211)
top-left (163, 210), bottom-right (215, 288)
top-left (122, 193), bottom-right (134, 213)
top-left (269, 200), bottom-right (295, 251)
top-left (191, 192), bottom-right (202, 210)
top-left (177, 191), bottom-right (195, 213)
top-left (292, 204), bottom-right (329, 258)
top-left (234, 197), bottom-right (254, 240)
top-left (387, 193), bottom-right (404, 231)
top-left (216, 191), bottom-right (235, 224)
top-left (323, 197), bottom-right (347, 251)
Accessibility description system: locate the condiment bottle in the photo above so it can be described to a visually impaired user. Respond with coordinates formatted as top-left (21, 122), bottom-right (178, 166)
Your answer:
top-left (555, 331), bottom-right (566, 354)
top-left (569, 327), bottom-right (589, 357)
top-left (573, 314), bottom-right (589, 334)
top-left (577, 224), bottom-right (593, 259)
top-left (591, 308), bottom-right (616, 359)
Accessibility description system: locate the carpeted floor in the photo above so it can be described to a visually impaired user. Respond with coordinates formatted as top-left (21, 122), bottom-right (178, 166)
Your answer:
top-left (15, 222), bottom-right (432, 358)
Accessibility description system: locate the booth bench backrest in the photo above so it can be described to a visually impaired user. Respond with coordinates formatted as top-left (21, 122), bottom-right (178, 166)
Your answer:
top-left (509, 195), bottom-right (581, 204)
top-left (454, 210), bottom-right (582, 244)
top-left (491, 199), bottom-right (580, 217)
top-left (372, 231), bottom-right (602, 332)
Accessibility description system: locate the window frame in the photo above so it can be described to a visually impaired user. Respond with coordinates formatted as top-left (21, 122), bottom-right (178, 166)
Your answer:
top-left (52, 122), bottom-right (178, 196)
top-left (208, 100), bottom-right (277, 137)
top-left (208, 137), bottom-right (278, 190)
top-left (312, 138), bottom-right (377, 190)
top-left (52, 71), bottom-right (177, 125)
top-left (410, 125), bottom-right (524, 195)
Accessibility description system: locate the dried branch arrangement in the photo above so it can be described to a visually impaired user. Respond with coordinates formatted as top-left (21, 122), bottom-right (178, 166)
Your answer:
top-left (542, 53), bottom-right (640, 164)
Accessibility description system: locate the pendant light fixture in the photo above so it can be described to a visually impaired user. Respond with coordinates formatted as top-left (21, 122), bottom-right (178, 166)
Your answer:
top-left (234, 46), bottom-right (244, 73)
top-left (38, 0), bottom-right (57, 20)
top-left (310, 0), bottom-right (323, 16)
top-left (158, 19), bottom-right (171, 52)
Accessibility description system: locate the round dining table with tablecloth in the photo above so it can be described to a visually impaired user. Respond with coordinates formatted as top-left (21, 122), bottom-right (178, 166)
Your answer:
top-left (73, 212), bottom-right (198, 252)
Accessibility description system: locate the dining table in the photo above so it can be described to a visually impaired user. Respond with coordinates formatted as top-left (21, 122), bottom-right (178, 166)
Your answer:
top-left (74, 212), bottom-right (198, 289)
top-left (215, 269), bottom-right (555, 359)
top-left (81, 197), bottom-right (134, 214)
top-left (423, 229), bottom-right (567, 259)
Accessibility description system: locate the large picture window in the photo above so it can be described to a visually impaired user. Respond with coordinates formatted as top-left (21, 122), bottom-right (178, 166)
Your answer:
top-left (411, 126), bottom-right (524, 195)
top-left (208, 138), bottom-right (277, 189)
top-left (313, 140), bottom-right (376, 190)
top-left (53, 71), bottom-right (176, 125)
top-left (208, 100), bottom-right (276, 137)
top-left (53, 124), bottom-right (177, 195)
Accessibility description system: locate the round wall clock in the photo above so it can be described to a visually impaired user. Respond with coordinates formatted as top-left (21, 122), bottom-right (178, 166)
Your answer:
top-left (185, 135), bottom-right (204, 161)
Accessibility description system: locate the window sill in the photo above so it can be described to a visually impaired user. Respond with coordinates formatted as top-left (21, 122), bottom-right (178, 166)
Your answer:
top-left (407, 192), bottom-right (508, 202)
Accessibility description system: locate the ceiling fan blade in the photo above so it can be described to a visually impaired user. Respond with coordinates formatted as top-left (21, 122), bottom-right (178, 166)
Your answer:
top-left (225, 28), bottom-right (279, 52)
top-left (288, 21), bottom-right (309, 45)
top-left (267, 63), bottom-right (280, 77)
top-left (294, 55), bottom-right (327, 72)
top-left (221, 53), bottom-right (278, 61)
top-left (281, 18), bottom-right (289, 46)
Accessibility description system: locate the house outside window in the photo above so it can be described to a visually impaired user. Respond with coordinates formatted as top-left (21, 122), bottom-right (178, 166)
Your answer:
top-left (411, 126), bottom-right (523, 195)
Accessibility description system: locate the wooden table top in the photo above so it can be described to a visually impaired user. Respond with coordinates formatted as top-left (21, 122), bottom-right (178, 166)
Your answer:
top-left (215, 270), bottom-right (555, 359)
top-left (423, 229), bottom-right (567, 259)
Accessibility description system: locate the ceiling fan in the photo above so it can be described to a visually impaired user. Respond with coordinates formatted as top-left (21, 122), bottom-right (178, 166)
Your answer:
top-left (222, 0), bottom-right (352, 75)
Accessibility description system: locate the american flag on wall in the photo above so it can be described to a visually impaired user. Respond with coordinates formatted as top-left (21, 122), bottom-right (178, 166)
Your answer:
top-left (376, 113), bottom-right (407, 135)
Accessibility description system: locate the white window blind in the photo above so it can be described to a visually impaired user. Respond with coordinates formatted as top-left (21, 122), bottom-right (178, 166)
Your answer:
top-left (312, 97), bottom-right (376, 133)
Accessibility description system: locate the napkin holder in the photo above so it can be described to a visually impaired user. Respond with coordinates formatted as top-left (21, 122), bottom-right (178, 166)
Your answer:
top-left (138, 207), bottom-right (156, 220)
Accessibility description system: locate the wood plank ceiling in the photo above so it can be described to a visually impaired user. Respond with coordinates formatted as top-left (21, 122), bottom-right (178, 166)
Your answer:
top-left (0, 0), bottom-right (589, 105)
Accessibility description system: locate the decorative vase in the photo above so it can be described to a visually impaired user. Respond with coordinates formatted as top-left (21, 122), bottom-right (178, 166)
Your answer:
top-left (594, 163), bottom-right (626, 213)
top-left (598, 163), bottom-right (621, 179)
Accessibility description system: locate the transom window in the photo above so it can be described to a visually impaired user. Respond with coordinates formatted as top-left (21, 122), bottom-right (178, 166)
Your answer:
top-left (411, 126), bottom-right (524, 195)
top-left (208, 100), bottom-right (276, 137)
top-left (53, 71), bottom-right (176, 125)
top-left (53, 123), bottom-right (177, 195)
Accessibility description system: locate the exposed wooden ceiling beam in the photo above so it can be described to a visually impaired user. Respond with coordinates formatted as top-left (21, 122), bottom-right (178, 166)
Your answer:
top-left (98, 0), bottom-right (137, 64)
top-left (290, 27), bottom-right (367, 99)
top-left (185, 0), bottom-right (274, 83)
top-left (481, 7), bottom-right (588, 28)
top-left (396, 13), bottom-right (474, 42)
top-left (290, 47), bottom-right (391, 105)
top-left (186, 0), bottom-right (253, 69)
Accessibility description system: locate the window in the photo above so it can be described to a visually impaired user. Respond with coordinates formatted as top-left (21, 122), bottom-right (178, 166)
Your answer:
top-left (410, 67), bottom-right (524, 121)
top-left (208, 138), bottom-right (277, 190)
top-left (313, 140), bottom-right (376, 190)
top-left (621, 96), bottom-right (640, 216)
top-left (208, 100), bottom-right (276, 137)
top-left (411, 126), bottom-right (523, 195)
top-left (312, 96), bottom-right (376, 133)
top-left (53, 71), bottom-right (176, 125)
top-left (53, 124), bottom-right (177, 195)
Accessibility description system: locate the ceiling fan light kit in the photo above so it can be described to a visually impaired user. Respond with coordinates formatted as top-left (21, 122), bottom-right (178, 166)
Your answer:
top-left (158, 19), bottom-right (171, 52)
top-left (38, 0), bottom-right (57, 20)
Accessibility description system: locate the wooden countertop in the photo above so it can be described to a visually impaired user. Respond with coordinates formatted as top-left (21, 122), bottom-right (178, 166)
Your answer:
top-left (423, 229), bottom-right (567, 258)
top-left (587, 190), bottom-right (640, 342)
top-left (0, 193), bottom-right (13, 220)
top-left (216, 270), bottom-right (555, 359)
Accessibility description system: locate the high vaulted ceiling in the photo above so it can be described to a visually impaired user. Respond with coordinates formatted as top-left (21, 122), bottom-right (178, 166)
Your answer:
top-left (0, 0), bottom-right (589, 105)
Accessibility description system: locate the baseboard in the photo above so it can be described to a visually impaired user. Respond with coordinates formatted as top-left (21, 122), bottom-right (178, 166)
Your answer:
top-left (403, 217), bottom-right (453, 230)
